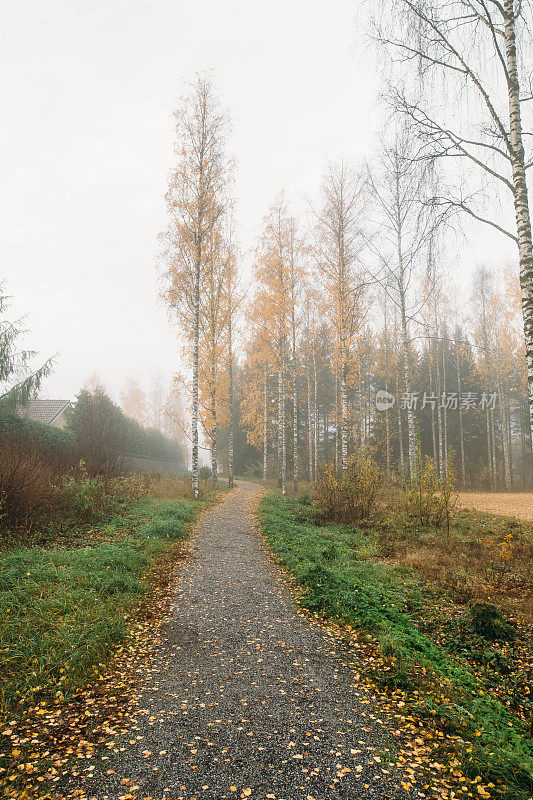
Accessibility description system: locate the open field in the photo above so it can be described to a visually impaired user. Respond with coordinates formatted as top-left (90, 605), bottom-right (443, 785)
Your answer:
top-left (457, 493), bottom-right (533, 521)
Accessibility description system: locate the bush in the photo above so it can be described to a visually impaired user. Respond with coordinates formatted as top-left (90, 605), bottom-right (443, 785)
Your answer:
top-left (0, 414), bottom-right (77, 533)
top-left (468, 600), bottom-right (516, 641)
top-left (313, 457), bottom-right (382, 523)
top-left (0, 412), bottom-right (75, 468)
top-left (68, 388), bottom-right (184, 475)
top-left (55, 463), bottom-right (147, 524)
top-left (0, 437), bottom-right (61, 531)
top-left (402, 453), bottom-right (457, 530)
top-left (199, 466), bottom-right (212, 481)
top-left (0, 441), bottom-right (148, 536)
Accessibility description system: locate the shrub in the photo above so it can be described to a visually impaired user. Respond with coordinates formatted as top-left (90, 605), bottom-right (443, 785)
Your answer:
top-left (0, 412), bottom-right (75, 469)
top-left (0, 436), bottom-right (61, 531)
top-left (313, 457), bottom-right (382, 523)
top-left (55, 463), bottom-right (147, 524)
top-left (109, 473), bottom-right (147, 504)
top-left (199, 466), bottom-right (212, 481)
top-left (402, 443), bottom-right (457, 531)
top-left (68, 388), bottom-right (184, 476)
top-left (57, 468), bottom-right (108, 523)
top-left (468, 600), bottom-right (516, 641)
top-left (0, 415), bottom-right (77, 533)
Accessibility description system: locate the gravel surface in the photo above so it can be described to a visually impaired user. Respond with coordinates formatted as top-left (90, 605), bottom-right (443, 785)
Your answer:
top-left (70, 482), bottom-right (410, 800)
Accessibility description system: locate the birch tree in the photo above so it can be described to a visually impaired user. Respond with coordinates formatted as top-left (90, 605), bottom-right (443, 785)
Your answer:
top-left (472, 266), bottom-right (498, 488)
top-left (287, 219), bottom-right (307, 492)
top-left (454, 325), bottom-right (468, 488)
top-left (226, 233), bottom-right (239, 489)
top-left (313, 160), bottom-right (367, 474)
top-left (198, 224), bottom-right (232, 489)
top-left (302, 289), bottom-right (318, 481)
top-left (240, 336), bottom-right (272, 482)
top-left (252, 198), bottom-right (292, 494)
top-left (161, 75), bottom-right (231, 498)
top-left (375, 0), bottom-right (533, 441)
top-left (368, 135), bottom-right (436, 479)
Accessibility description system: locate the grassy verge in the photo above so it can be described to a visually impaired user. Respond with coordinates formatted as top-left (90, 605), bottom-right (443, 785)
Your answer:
top-left (259, 492), bottom-right (533, 800)
top-left (0, 494), bottom-right (212, 721)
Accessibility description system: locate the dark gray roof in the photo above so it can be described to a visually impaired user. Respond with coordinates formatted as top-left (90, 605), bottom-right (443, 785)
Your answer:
top-left (21, 399), bottom-right (71, 425)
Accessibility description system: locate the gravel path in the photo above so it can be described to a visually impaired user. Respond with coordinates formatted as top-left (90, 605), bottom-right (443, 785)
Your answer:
top-left (75, 482), bottom-right (409, 800)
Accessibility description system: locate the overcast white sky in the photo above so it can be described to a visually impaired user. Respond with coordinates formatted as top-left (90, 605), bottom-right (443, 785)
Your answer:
top-left (1, 0), bottom-right (516, 403)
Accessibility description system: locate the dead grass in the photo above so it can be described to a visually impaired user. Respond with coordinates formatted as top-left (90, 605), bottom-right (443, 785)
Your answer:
top-left (457, 491), bottom-right (533, 521)
top-left (373, 508), bottom-right (533, 621)
top-left (146, 473), bottom-right (193, 500)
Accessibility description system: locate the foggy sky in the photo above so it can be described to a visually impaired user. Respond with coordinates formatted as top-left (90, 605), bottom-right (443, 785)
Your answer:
top-left (1, 0), bottom-right (515, 404)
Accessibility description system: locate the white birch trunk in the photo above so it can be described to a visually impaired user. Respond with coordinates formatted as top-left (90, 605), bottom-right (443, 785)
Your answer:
top-left (504, 0), bottom-right (533, 443)
top-left (227, 300), bottom-right (234, 489)
top-left (211, 424), bottom-right (218, 489)
top-left (335, 368), bottom-right (340, 475)
top-left (358, 365), bottom-right (365, 451)
top-left (313, 348), bottom-right (319, 479)
top-left (278, 367), bottom-right (286, 495)
top-left (307, 364), bottom-right (313, 482)
top-left (486, 401), bottom-right (494, 489)
top-left (396, 359), bottom-right (405, 475)
top-left (293, 368), bottom-right (298, 493)
top-left (441, 331), bottom-right (449, 480)
top-left (430, 353), bottom-right (438, 469)
top-left (191, 257), bottom-right (200, 499)
top-left (384, 300), bottom-right (391, 474)
top-left (400, 297), bottom-right (416, 481)
top-left (340, 358), bottom-right (348, 475)
top-left (385, 399), bottom-right (391, 475)
top-left (490, 407), bottom-right (497, 487)
top-left (435, 330), bottom-right (444, 481)
top-left (499, 380), bottom-right (512, 490)
top-left (263, 368), bottom-right (268, 484)
top-left (227, 378), bottom-right (234, 488)
top-left (455, 337), bottom-right (466, 488)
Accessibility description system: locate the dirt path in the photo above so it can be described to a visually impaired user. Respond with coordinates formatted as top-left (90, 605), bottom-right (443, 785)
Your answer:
top-left (66, 482), bottom-right (407, 800)
top-left (457, 492), bottom-right (533, 521)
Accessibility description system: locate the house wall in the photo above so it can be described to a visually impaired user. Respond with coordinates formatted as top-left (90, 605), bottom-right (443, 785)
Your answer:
top-left (51, 410), bottom-right (70, 430)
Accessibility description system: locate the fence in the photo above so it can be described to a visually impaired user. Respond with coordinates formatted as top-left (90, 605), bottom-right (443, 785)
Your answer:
top-left (119, 454), bottom-right (186, 475)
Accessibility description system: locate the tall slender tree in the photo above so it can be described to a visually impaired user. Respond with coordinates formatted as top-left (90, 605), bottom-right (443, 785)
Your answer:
top-left (161, 75), bottom-right (231, 497)
top-left (368, 134), bottom-right (436, 478)
top-left (314, 160), bottom-right (367, 474)
top-left (251, 197), bottom-right (293, 494)
top-left (376, 0), bottom-right (533, 441)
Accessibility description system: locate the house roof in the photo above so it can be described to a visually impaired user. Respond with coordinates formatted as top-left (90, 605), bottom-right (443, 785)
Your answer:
top-left (21, 399), bottom-right (72, 425)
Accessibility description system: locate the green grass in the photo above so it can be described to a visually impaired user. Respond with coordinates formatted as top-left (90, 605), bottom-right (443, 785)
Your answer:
top-left (259, 492), bottom-right (533, 800)
top-left (0, 495), bottom-right (205, 719)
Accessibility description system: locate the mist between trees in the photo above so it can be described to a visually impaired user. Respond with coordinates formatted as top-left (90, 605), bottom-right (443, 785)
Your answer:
top-left (160, 0), bottom-right (533, 495)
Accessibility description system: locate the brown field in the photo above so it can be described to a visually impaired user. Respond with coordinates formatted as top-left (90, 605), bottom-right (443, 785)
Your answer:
top-left (457, 491), bottom-right (533, 521)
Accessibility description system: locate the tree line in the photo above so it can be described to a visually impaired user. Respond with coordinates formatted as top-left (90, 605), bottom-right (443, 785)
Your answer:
top-left (161, 0), bottom-right (533, 494)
